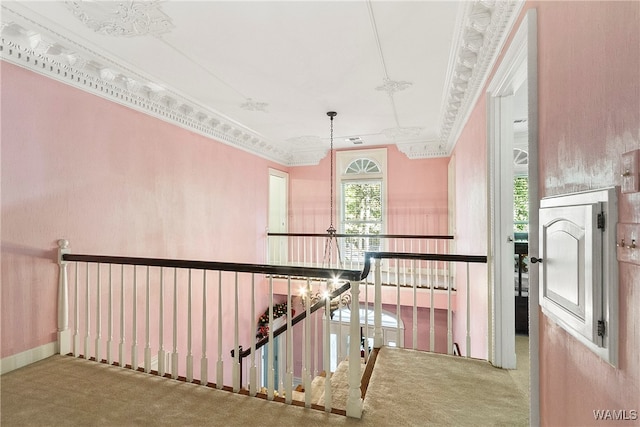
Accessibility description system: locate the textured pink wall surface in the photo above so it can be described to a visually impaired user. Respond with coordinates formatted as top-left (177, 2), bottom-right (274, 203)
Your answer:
top-left (289, 145), bottom-right (449, 235)
top-left (1, 62), bottom-right (277, 359)
top-left (531, 1), bottom-right (640, 424)
top-left (450, 93), bottom-right (489, 361)
top-left (387, 148), bottom-right (449, 235)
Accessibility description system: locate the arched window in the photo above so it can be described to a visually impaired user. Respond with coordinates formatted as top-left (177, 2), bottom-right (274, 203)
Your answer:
top-left (345, 158), bottom-right (381, 175)
top-left (336, 149), bottom-right (387, 260)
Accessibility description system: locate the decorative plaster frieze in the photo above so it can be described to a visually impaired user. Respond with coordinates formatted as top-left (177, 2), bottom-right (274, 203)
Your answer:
top-left (0, 14), bottom-right (296, 165)
top-left (397, 141), bottom-right (449, 159)
top-left (240, 98), bottom-right (269, 112)
top-left (2, 1), bottom-right (524, 165)
top-left (286, 148), bottom-right (329, 167)
top-left (65, 1), bottom-right (175, 38)
top-left (438, 0), bottom-right (525, 157)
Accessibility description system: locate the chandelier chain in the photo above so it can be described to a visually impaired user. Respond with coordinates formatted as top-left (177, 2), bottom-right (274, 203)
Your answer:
top-left (329, 113), bottom-right (334, 230)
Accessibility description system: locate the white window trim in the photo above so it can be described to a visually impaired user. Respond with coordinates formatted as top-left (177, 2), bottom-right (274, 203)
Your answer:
top-left (336, 148), bottom-right (388, 235)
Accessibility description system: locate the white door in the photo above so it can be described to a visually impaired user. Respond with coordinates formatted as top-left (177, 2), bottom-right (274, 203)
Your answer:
top-left (487, 9), bottom-right (539, 423)
top-left (268, 169), bottom-right (288, 264)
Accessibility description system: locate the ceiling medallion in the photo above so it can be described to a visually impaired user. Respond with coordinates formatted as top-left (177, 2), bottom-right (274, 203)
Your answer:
top-left (65, 1), bottom-right (175, 37)
top-left (240, 98), bottom-right (269, 112)
top-left (375, 78), bottom-right (413, 96)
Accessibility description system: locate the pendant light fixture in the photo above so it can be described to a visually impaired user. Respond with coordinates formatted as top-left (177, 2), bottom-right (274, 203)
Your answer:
top-left (323, 111), bottom-right (342, 268)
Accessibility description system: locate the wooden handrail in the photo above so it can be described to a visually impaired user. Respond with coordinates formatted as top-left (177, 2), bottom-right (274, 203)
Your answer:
top-left (363, 252), bottom-right (487, 264)
top-left (234, 281), bottom-right (352, 359)
top-left (62, 253), bottom-right (363, 282)
top-left (268, 232), bottom-right (454, 240)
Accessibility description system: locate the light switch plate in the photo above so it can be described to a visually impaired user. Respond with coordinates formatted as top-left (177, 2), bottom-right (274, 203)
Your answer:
top-left (621, 149), bottom-right (639, 193)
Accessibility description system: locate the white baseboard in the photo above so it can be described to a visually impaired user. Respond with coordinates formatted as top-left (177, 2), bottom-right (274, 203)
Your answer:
top-left (1, 342), bottom-right (58, 375)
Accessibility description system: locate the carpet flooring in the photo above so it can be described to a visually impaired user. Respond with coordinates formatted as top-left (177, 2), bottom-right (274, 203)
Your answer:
top-left (1, 338), bottom-right (529, 426)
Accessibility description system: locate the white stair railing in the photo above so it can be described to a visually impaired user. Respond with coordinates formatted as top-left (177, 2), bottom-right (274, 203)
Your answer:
top-left (365, 252), bottom-right (487, 357)
top-left (56, 239), bottom-right (365, 417)
top-left (268, 233), bottom-right (453, 279)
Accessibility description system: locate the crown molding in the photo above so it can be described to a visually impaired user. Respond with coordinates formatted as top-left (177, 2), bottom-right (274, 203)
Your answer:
top-left (1, 1), bottom-right (525, 166)
top-left (439, 0), bottom-right (525, 155)
top-left (396, 141), bottom-right (449, 159)
top-left (0, 5), bottom-right (300, 166)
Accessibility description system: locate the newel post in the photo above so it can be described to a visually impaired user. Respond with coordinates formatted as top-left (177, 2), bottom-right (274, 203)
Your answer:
top-left (57, 239), bottom-right (71, 355)
top-left (346, 280), bottom-right (363, 418)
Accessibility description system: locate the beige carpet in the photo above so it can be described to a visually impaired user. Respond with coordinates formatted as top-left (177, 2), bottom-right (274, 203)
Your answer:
top-left (1, 344), bottom-right (529, 426)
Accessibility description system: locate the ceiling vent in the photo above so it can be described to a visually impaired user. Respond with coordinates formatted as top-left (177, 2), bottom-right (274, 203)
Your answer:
top-left (347, 137), bottom-right (364, 145)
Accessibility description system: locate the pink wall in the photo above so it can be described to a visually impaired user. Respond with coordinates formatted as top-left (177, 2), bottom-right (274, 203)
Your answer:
top-left (452, 0), bottom-right (640, 423)
top-left (450, 95), bottom-right (489, 360)
top-left (532, 1), bottom-right (640, 424)
top-left (1, 62), bottom-right (278, 359)
top-left (289, 145), bottom-right (449, 235)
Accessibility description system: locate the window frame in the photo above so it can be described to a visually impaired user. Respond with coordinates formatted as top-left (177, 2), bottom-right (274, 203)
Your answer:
top-left (336, 148), bottom-right (388, 237)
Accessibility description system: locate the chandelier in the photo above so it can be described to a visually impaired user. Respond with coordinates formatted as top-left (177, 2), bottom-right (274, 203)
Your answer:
top-left (299, 278), bottom-right (352, 317)
top-left (298, 112), bottom-right (350, 315)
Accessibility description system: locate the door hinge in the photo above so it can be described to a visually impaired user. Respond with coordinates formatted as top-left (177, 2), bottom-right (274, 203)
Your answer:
top-left (597, 213), bottom-right (605, 230)
top-left (597, 320), bottom-right (606, 337)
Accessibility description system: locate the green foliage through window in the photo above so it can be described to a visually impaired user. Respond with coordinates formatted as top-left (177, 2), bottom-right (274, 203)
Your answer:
top-left (342, 181), bottom-right (382, 236)
top-left (514, 176), bottom-right (529, 232)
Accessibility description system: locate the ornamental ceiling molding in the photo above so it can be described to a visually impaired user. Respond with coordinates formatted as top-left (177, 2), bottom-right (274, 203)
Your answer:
top-left (1, 1), bottom-right (526, 165)
top-left (437, 0), bottom-right (525, 157)
top-left (64, 0), bottom-right (175, 38)
top-left (397, 141), bottom-right (449, 160)
top-left (0, 6), bottom-right (294, 166)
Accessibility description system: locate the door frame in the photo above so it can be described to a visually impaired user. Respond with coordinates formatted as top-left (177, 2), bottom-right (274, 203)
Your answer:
top-left (268, 168), bottom-right (289, 263)
top-left (486, 8), bottom-right (539, 424)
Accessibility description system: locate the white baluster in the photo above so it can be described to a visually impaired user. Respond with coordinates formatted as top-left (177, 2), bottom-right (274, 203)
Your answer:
top-left (364, 271), bottom-right (369, 360)
top-left (131, 267), bottom-right (138, 370)
top-left (187, 269), bottom-right (193, 382)
top-left (144, 266), bottom-right (151, 373)
top-left (347, 280), bottom-right (363, 418)
top-left (430, 260), bottom-right (435, 352)
top-left (396, 259), bottom-right (401, 346)
top-left (466, 263), bottom-right (471, 358)
top-left (201, 270), bottom-right (208, 386)
top-left (73, 262), bottom-right (80, 357)
top-left (303, 278), bottom-right (311, 408)
top-left (323, 291), bottom-right (332, 412)
top-left (338, 284), bottom-right (343, 363)
top-left (447, 261), bottom-right (453, 355)
top-left (158, 268), bottom-right (166, 377)
top-left (374, 259), bottom-right (383, 348)
top-left (232, 272), bottom-right (239, 392)
top-left (285, 277), bottom-right (292, 404)
top-left (303, 236), bottom-right (307, 267)
top-left (107, 264), bottom-right (113, 365)
top-left (216, 271), bottom-right (223, 389)
top-left (57, 239), bottom-right (71, 355)
top-left (119, 265), bottom-right (125, 367)
top-left (172, 268), bottom-right (179, 379)
top-left (314, 299), bottom-right (319, 376)
top-left (412, 259), bottom-right (417, 350)
top-left (267, 276), bottom-right (274, 400)
top-left (249, 274), bottom-right (256, 397)
top-left (84, 263), bottom-right (90, 360)
top-left (95, 263), bottom-right (102, 363)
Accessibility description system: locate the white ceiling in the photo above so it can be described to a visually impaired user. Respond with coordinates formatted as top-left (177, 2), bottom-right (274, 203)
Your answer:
top-left (1, 1), bottom-right (524, 166)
